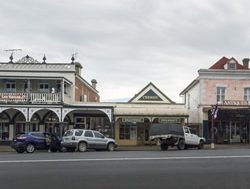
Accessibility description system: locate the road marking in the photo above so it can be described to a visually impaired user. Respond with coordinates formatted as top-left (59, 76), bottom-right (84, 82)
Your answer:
top-left (1, 155), bottom-right (250, 163)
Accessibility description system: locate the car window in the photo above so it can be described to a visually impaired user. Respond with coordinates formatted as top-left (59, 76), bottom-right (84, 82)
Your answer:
top-left (64, 130), bottom-right (73, 137)
top-left (75, 130), bottom-right (83, 136)
top-left (84, 131), bottom-right (93, 137)
top-left (93, 131), bottom-right (104, 139)
top-left (184, 127), bottom-right (189, 133)
top-left (30, 132), bottom-right (44, 138)
top-left (190, 128), bottom-right (196, 134)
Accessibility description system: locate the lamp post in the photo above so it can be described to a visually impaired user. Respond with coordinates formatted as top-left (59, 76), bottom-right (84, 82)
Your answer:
top-left (211, 104), bottom-right (218, 149)
top-left (211, 113), bottom-right (215, 149)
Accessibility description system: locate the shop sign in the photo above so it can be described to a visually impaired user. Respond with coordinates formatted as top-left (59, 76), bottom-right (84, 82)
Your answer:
top-left (223, 100), bottom-right (250, 106)
top-left (138, 89), bottom-right (163, 101)
top-left (122, 118), bottom-right (144, 123)
top-left (159, 118), bottom-right (181, 123)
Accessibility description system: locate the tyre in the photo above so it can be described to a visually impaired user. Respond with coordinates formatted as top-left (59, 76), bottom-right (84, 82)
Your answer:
top-left (16, 148), bottom-right (25, 153)
top-left (198, 140), bottom-right (204, 149)
top-left (26, 143), bottom-right (35, 153)
top-left (66, 147), bottom-right (75, 152)
top-left (78, 142), bottom-right (87, 152)
top-left (177, 140), bottom-right (185, 150)
top-left (160, 143), bottom-right (168, 151)
top-left (107, 143), bottom-right (115, 151)
top-left (50, 148), bottom-right (58, 152)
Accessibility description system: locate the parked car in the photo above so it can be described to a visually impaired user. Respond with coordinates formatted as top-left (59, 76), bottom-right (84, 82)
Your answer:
top-left (11, 132), bottom-right (62, 153)
top-left (61, 129), bottom-right (117, 152)
top-left (149, 123), bottom-right (206, 150)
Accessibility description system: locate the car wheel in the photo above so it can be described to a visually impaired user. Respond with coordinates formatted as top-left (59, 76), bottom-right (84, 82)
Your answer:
top-left (198, 140), bottom-right (204, 149)
top-left (177, 140), bottom-right (185, 150)
top-left (59, 146), bottom-right (67, 152)
top-left (160, 144), bottom-right (168, 151)
top-left (26, 143), bottom-right (35, 153)
top-left (50, 148), bottom-right (57, 152)
top-left (78, 142), bottom-right (87, 152)
top-left (16, 148), bottom-right (25, 153)
top-left (107, 143), bottom-right (115, 151)
top-left (66, 147), bottom-right (75, 152)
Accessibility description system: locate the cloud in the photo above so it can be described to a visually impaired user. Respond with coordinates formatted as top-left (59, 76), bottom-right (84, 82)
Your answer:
top-left (1, 0), bottom-right (250, 102)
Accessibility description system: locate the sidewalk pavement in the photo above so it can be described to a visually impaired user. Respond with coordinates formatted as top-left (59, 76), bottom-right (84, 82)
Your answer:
top-left (2, 144), bottom-right (250, 153)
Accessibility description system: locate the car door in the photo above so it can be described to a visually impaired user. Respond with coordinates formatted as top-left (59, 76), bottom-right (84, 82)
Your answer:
top-left (189, 128), bottom-right (199, 145)
top-left (183, 127), bottom-right (193, 145)
top-left (83, 130), bottom-right (95, 148)
top-left (93, 131), bottom-right (108, 149)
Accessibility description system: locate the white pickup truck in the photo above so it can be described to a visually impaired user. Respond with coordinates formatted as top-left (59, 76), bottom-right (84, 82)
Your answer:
top-left (149, 123), bottom-right (206, 151)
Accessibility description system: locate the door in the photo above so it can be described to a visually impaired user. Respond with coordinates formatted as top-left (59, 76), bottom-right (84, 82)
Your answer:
top-left (93, 131), bottom-right (108, 149)
top-left (230, 121), bottom-right (241, 143)
top-left (183, 127), bottom-right (192, 144)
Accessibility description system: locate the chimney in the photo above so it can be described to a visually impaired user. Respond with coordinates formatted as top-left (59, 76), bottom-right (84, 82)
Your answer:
top-left (242, 58), bottom-right (249, 69)
top-left (91, 79), bottom-right (97, 89)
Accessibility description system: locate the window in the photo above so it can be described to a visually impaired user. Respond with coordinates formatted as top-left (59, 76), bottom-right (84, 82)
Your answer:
top-left (93, 131), bottom-right (104, 138)
top-left (63, 130), bottom-right (73, 137)
top-left (119, 122), bottom-right (136, 140)
top-left (0, 123), bottom-right (9, 140)
top-left (217, 87), bottom-right (226, 102)
top-left (75, 130), bottom-right (83, 136)
top-left (244, 88), bottom-right (250, 101)
top-left (228, 63), bottom-right (236, 70)
top-left (84, 131), bottom-right (93, 137)
top-left (39, 83), bottom-right (49, 92)
top-left (5, 81), bottom-right (16, 92)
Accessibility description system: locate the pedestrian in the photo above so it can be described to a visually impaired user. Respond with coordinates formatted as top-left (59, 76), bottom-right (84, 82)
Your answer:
top-left (45, 133), bottom-right (51, 152)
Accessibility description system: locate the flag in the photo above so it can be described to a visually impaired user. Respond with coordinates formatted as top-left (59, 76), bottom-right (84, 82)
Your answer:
top-left (211, 104), bottom-right (218, 119)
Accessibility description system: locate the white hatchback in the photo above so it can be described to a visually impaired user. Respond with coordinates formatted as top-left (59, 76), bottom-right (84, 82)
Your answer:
top-left (61, 129), bottom-right (117, 152)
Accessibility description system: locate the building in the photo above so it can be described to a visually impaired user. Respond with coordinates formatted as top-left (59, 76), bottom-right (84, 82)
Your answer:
top-left (180, 57), bottom-right (250, 144)
top-left (113, 82), bottom-right (188, 145)
top-left (0, 55), bottom-right (113, 144)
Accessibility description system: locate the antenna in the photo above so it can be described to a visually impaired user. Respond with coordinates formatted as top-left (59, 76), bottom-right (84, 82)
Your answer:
top-left (4, 49), bottom-right (22, 56)
top-left (72, 52), bottom-right (78, 59)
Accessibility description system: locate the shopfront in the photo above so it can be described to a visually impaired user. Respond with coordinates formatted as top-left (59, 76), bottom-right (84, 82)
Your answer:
top-left (204, 107), bottom-right (250, 144)
top-left (113, 82), bottom-right (188, 146)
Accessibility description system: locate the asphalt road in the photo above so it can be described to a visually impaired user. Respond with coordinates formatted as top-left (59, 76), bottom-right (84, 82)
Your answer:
top-left (1, 149), bottom-right (250, 189)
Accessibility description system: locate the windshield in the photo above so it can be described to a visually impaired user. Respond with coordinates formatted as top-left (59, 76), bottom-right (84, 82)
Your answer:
top-left (63, 130), bottom-right (73, 137)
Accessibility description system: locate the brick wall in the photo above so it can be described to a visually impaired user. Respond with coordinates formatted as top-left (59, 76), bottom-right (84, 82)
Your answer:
top-left (75, 77), bottom-right (100, 102)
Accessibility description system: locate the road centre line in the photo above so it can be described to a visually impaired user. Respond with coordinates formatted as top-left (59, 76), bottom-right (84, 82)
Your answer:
top-left (1, 155), bottom-right (250, 163)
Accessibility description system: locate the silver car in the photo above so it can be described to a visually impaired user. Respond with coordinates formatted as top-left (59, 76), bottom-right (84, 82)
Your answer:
top-left (61, 129), bottom-right (117, 152)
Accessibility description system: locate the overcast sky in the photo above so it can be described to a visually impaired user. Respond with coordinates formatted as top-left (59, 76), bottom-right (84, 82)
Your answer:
top-left (1, 0), bottom-right (250, 102)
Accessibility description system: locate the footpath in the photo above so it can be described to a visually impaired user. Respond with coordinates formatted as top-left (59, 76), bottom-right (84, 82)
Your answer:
top-left (2, 144), bottom-right (250, 152)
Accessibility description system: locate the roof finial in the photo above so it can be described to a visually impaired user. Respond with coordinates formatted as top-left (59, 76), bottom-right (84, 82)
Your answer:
top-left (71, 55), bottom-right (75, 64)
top-left (9, 53), bottom-right (13, 63)
top-left (42, 54), bottom-right (46, 64)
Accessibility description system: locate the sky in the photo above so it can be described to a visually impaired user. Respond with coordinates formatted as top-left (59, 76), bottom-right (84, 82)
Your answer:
top-left (1, 0), bottom-right (250, 102)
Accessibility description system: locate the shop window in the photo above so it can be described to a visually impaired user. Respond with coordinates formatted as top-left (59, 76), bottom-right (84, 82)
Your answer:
top-left (216, 87), bottom-right (226, 102)
top-left (244, 88), bottom-right (250, 101)
top-left (0, 123), bottom-right (9, 140)
top-left (119, 122), bottom-right (137, 140)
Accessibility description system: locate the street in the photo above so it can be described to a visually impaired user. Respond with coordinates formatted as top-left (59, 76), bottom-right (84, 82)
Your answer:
top-left (1, 148), bottom-right (250, 189)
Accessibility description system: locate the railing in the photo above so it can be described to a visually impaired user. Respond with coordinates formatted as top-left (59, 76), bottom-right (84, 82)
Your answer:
top-left (0, 92), bottom-right (62, 104)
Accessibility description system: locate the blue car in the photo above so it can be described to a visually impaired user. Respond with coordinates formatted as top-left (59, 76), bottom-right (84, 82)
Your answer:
top-left (11, 132), bottom-right (62, 153)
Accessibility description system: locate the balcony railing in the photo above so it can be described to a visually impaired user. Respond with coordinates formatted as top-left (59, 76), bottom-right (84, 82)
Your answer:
top-left (0, 92), bottom-right (62, 104)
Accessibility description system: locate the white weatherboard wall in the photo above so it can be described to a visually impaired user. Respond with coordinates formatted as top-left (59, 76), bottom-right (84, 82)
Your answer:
top-left (185, 82), bottom-right (201, 124)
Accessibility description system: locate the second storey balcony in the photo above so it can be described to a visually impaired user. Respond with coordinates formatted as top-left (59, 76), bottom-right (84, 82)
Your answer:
top-left (0, 92), bottom-right (62, 104)
top-left (0, 77), bottom-right (73, 105)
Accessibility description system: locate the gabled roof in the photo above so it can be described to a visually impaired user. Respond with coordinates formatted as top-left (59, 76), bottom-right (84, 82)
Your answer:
top-left (128, 82), bottom-right (175, 104)
top-left (209, 56), bottom-right (247, 70)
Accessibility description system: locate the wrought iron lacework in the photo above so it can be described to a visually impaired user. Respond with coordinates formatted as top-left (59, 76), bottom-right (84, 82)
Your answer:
top-left (16, 55), bottom-right (40, 63)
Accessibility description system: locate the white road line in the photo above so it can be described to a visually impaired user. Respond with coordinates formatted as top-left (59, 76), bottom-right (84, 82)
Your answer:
top-left (1, 155), bottom-right (250, 163)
